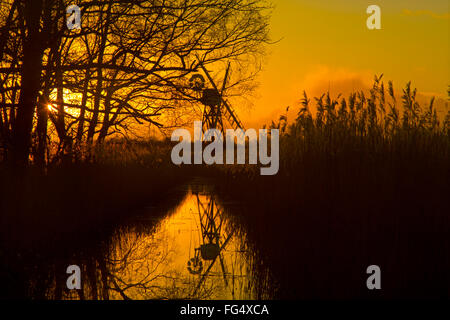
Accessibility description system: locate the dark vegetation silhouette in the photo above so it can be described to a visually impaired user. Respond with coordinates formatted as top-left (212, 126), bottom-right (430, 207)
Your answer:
top-left (216, 77), bottom-right (450, 299)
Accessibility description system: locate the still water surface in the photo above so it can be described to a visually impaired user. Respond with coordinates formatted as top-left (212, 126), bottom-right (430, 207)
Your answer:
top-left (52, 186), bottom-right (270, 300)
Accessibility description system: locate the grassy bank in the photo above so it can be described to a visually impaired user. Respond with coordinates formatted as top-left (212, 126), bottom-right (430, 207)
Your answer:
top-left (0, 139), bottom-right (188, 246)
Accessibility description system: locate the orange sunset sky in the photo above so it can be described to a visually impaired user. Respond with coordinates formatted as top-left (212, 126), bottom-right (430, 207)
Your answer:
top-left (239, 0), bottom-right (449, 129)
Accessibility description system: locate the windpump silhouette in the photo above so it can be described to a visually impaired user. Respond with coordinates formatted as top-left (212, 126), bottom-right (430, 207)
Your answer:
top-left (188, 62), bottom-right (245, 134)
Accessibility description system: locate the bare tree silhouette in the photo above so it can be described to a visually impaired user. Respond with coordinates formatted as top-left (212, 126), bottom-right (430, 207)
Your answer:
top-left (0, 0), bottom-right (272, 166)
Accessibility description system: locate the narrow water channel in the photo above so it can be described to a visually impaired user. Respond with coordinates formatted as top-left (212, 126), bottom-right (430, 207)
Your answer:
top-left (43, 185), bottom-right (271, 300)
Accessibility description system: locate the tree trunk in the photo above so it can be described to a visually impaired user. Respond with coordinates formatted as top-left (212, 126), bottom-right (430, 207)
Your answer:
top-left (87, 1), bottom-right (113, 142)
top-left (76, 69), bottom-right (92, 143)
top-left (12, 0), bottom-right (44, 167)
top-left (98, 89), bottom-right (113, 143)
top-left (35, 93), bottom-right (49, 166)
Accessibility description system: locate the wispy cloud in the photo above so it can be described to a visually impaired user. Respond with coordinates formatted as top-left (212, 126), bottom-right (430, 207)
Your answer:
top-left (403, 9), bottom-right (450, 20)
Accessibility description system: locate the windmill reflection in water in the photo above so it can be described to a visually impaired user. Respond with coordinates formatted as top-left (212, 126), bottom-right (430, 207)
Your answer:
top-left (186, 191), bottom-right (238, 297)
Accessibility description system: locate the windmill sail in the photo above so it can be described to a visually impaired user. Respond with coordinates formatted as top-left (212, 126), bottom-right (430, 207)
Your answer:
top-left (222, 99), bottom-right (245, 131)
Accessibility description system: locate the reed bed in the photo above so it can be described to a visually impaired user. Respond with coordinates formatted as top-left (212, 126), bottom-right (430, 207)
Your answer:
top-left (216, 77), bottom-right (450, 299)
